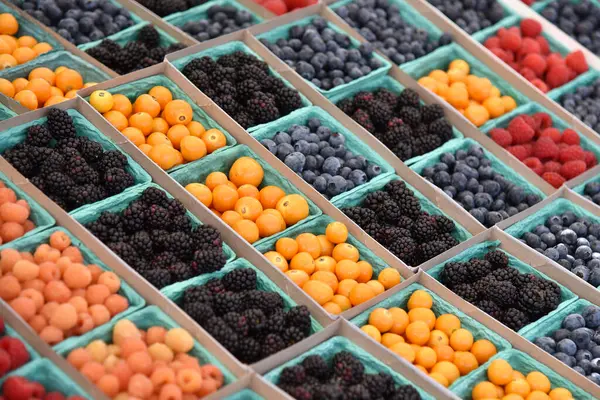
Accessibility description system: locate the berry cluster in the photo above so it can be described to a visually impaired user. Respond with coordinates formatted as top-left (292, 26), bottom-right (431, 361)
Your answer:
top-left (2, 109), bottom-right (136, 212)
top-left (342, 179), bottom-right (459, 266)
top-left (19, 0), bottom-right (135, 45)
top-left (534, 305), bottom-right (600, 386)
top-left (181, 5), bottom-right (257, 43)
top-left (439, 249), bottom-right (563, 332)
top-left (583, 181), bottom-right (600, 206)
top-left (84, 187), bottom-right (228, 289)
top-left (337, 88), bottom-right (454, 161)
top-left (1, 376), bottom-right (84, 400)
top-left (483, 19), bottom-right (589, 92)
top-left (558, 78), bottom-right (600, 134)
top-left (541, 0), bottom-right (600, 56)
top-left (420, 144), bottom-right (542, 227)
top-left (260, 117), bottom-right (382, 199)
top-left (517, 211), bottom-right (600, 287)
top-left (426, 0), bottom-right (505, 35)
top-left (135, 0), bottom-right (207, 17)
top-left (489, 112), bottom-right (597, 187)
top-left (277, 351), bottom-right (422, 400)
top-left (0, 183), bottom-right (36, 245)
top-left (0, 13), bottom-right (53, 71)
top-left (335, 0), bottom-right (453, 66)
top-left (259, 17), bottom-right (384, 91)
top-left (181, 268), bottom-right (312, 364)
top-left (181, 51), bottom-right (304, 128)
top-left (0, 319), bottom-right (30, 378)
top-left (86, 26), bottom-right (186, 75)
top-left (256, 0), bottom-right (317, 16)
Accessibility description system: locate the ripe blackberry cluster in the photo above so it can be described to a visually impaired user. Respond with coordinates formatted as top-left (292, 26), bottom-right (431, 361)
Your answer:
top-left (440, 249), bottom-right (563, 332)
top-left (181, 268), bottom-right (311, 364)
top-left (277, 352), bottom-right (422, 400)
top-left (337, 88), bottom-right (454, 161)
top-left (181, 51), bottom-right (304, 128)
top-left (86, 25), bottom-right (186, 75)
top-left (2, 109), bottom-right (135, 212)
top-left (84, 187), bottom-right (227, 289)
top-left (341, 179), bottom-right (459, 266)
top-left (136, 0), bottom-right (208, 17)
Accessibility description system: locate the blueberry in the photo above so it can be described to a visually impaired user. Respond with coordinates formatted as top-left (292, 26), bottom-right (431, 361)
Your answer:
top-left (313, 176), bottom-right (327, 193)
top-left (284, 152), bottom-right (306, 173)
top-left (276, 143), bottom-right (295, 161)
top-left (592, 358), bottom-right (600, 373)
top-left (559, 229), bottom-right (578, 245)
top-left (433, 171), bottom-right (451, 187)
top-left (534, 336), bottom-right (556, 354)
top-left (571, 327), bottom-right (593, 349)
top-left (326, 175), bottom-right (347, 196)
top-left (524, 232), bottom-right (541, 248)
top-left (571, 221), bottom-right (589, 237)
top-left (583, 306), bottom-right (600, 329)
top-left (482, 180), bottom-right (501, 197)
top-left (294, 139), bottom-right (311, 155)
top-left (546, 215), bottom-right (563, 228)
top-left (339, 166), bottom-right (351, 179)
top-left (577, 349), bottom-right (593, 362)
top-left (322, 157), bottom-right (341, 176)
top-left (589, 268), bottom-right (600, 287)
top-left (328, 132), bottom-right (345, 147)
top-left (474, 192), bottom-right (493, 209)
top-left (541, 232), bottom-right (557, 247)
top-left (589, 372), bottom-right (600, 385)
top-left (573, 265), bottom-right (591, 281)
top-left (592, 346), bottom-right (600, 358)
top-left (469, 208), bottom-right (486, 224)
top-left (461, 193), bottom-right (475, 211)
top-left (554, 328), bottom-right (572, 343)
top-left (554, 352), bottom-right (574, 366)
top-left (507, 186), bottom-right (525, 206)
top-left (274, 131), bottom-right (292, 145)
top-left (440, 152), bottom-right (456, 167)
top-left (348, 169), bottom-right (367, 186)
top-left (366, 164), bottom-right (381, 179)
top-left (455, 163), bottom-right (478, 180)
top-left (564, 314), bottom-right (586, 331)
top-left (576, 245), bottom-right (593, 261)
top-left (261, 139), bottom-right (277, 154)
top-left (562, 211), bottom-right (577, 226)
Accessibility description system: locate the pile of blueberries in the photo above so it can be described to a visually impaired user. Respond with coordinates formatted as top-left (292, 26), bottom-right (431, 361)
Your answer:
top-left (260, 117), bottom-right (382, 199)
top-left (259, 17), bottom-right (385, 91)
top-left (334, 0), bottom-right (452, 66)
top-left (541, 0), bottom-right (600, 56)
top-left (18, 0), bottom-right (136, 45)
top-left (180, 4), bottom-right (257, 43)
top-left (426, 0), bottom-right (505, 35)
top-left (419, 144), bottom-right (542, 227)
top-left (517, 211), bottom-right (600, 287)
top-left (582, 180), bottom-right (600, 206)
top-left (534, 304), bottom-right (600, 386)
top-left (557, 78), bottom-right (600, 134)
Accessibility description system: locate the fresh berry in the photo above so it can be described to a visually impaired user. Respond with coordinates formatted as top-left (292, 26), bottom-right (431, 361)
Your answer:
top-left (524, 157), bottom-right (544, 175)
top-left (508, 116), bottom-right (535, 144)
top-left (427, 0), bottom-right (505, 34)
top-left (180, 5), bottom-right (257, 42)
top-left (560, 160), bottom-right (587, 180)
top-left (490, 128), bottom-right (512, 147)
top-left (542, 172), bottom-right (566, 188)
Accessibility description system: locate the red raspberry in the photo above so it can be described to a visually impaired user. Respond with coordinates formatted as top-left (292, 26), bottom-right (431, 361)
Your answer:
top-left (539, 127), bottom-right (562, 143)
top-left (262, 0), bottom-right (288, 15)
top-left (542, 172), bottom-right (566, 188)
top-left (533, 112), bottom-right (553, 131)
top-left (519, 67), bottom-right (537, 81)
top-left (546, 53), bottom-right (566, 70)
top-left (523, 143), bottom-right (533, 157)
top-left (520, 18), bottom-right (542, 37)
top-left (565, 50), bottom-right (589, 75)
top-left (559, 145), bottom-right (585, 162)
top-left (584, 151), bottom-right (598, 167)
top-left (500, 32), bottom-right (522, 52)
top-left (517, 38), bottom-right (541, 59)
top-left (507, 145), bottom-right (529, 161)
top-left (43, 393), bottom-right (66, 400)
top-left (2, 377), bottom-right (33, 400)
top-left (560, 160), bottom-right (587, 180)
top-left (533, 137), bottom-right (559, 159)
top-left (535, 36), bottom-right (550, 54)
top-left (508, 61), bottom-right (520, 71)
top-left (544, 161), bottom-right (562, 173)
top-left (490, 128), bottom-right (512, 147)
top-left (531, 79), bottom-right (549, 93)
top-left (0, 349), bottom-right (10, 377)
top-left (0, 318), bottom-right (4, 335)
top-left (522, 53), bottom-right (547, 77)
top-left (497, 27), bottom-right (508, 38)
top-left (546, 65), bottom-right (571, 89)
top-left (508, 116), bottom-right (535, 144)
top-left (484, 36), bottom-right (501, 49)
top-left (491, 48), bottom-right (511, 63)
top-left (29, 382), bottom-right (45, 399)
top-left (0, 337), bottom-right (28, 370)
top-left (508, 26), bottom-right (520, 35)
top-left (521, 115), bottom-right (537, 130)
top-left (524, 157), bottom-right (544, 175)
top-left (558, 142), bottom-right (569, 150)
top-left (67, 397), bottom-right (87, 400)
top-left (561, 128), bottom-right (580, 145)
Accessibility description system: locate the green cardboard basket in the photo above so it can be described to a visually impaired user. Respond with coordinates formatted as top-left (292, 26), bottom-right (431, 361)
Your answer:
top-left (79, 21), bottom-right (177, 52)
top-left (426, 240), bottom-right (578, 335)
top-left (522, 298), bottom-right (597, 342)
top-left (573, 174), bottom-right (600, 198)
top-left (1, 226), bottom-right (145, 355)
top-left (257, 15), bottom-right (392, 99)
top-left (548, 70), bottom-right (600, 125)
top-left (350, 283), bottom-right (512, 390)
top-left (251, 106), bottom-right (395, 206)
top-left (170, 144), bottom-right (322, 248)
top-left (0, 103), bottom-right (15, 121)
top-left (225, 389), bottom-right (264, 400)
top-left (0, 108), bottom-right (151, 215)
top-left (264, 336), bottom-right (434, 400)
top-left (85, 74), bottom-right (236, 174)
top-left (3, 324), bottom-right (40, 365)
top-left (171, 40), bottom-right (312, 133)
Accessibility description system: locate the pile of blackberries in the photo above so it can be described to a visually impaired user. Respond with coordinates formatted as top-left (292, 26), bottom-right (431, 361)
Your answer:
top-left (439, 249), bottom-right (563, 332)
top-left (277, 351), bottom-right (422, 400)
top-left (557, 78), bottom-right (600, 134)
top-left (583, 181), bottom-right (600, 206)
top-left (84, 187), bottom-right (227, 289)
top-left (86, 25), bottom-right (186, 75)
top-left (420, 144), bottom-right (542, 227)
top-left (136, 0), bottom-right (207, 17)
top-left (259, 17), bottom-right (384, 91)
top-left (181, 51), bottom-right (304, 129)
top-left (19, 0), bottom-right (136, 45)
top-left (342, 179), bottom-right (460, 266)
top-left (180, 4), bottom-right (257, 43)
top-left (335, 0), bottom-right (453, 65)
top-left (541, 0), bottom-right (600, 56)
top-left (426, 0), bottom-right (506, 35)
top-left (181, 268), bottom-right (312, 364)
top-left (516, 211), bottom-right (600, 287)
top-left (260, 117), bottom-right (382, 199)
top-left (2, 108), bottom-right (135, 212)
top-left (337, 88), bottom-right (455, 161)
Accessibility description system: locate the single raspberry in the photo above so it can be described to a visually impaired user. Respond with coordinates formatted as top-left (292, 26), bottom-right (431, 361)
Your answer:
top-left (520, 18), bottom-right (542, 37)
top-left (561, 129), bottom-right (580, 145)
top-left (508, 61), bottom-right (520, 71)
top-left (539, 127), bottom-right (562, 143)
top-left (0, 337), bottom-right (29, 370)
top-left (491, 48), bottom-right (511, 63)
top-left (508, 26), bottom-right (520, 35)
top-left (500, 32), bottom-right (522, 52)
top-left (559, 145), bottom-right (585, 162)
top-left (524, 157), bottom-right (544, 175)
top-left (546, 53), bottom-right (566, 70)
top-left (517, 38), bottom-right (541, 59)
top-left (533, 137), bottom-right (559, 159)
top-left (522, 54), bottom-right (547, 77)
top-left (0, 318), bottom-right (4, 335)
top-left (542, 172), bottom-right (566, 188)
top-left (560, 160), bottom-right (587, 180)
top-left (521, 115), bottom-right (536, 129)
top-left (531, 79), bottom-right (549, 93)
top-left (535, 36), bottom-right (550, 54)
top-left (508, 116), bottom-right (535, 144)
top-left (546, 65), bottom-right (571, 89)
top-left (3, 376), bottom-right (34, 400)
top-left (484, 37), bottom-right (501, 49)
top-left (523, 143), bottom-right (533, 157)
top-left (533, 113), bottom-right (553, 131)
top-left (519, 67), bottom-right (537, 81)
top-left (0, 348), bottom-right (10, 376)
top-left (558, 142), bottom-right (569, 150)
top-left (507, 145), bottom-right (529, 161)
top-left (490, 128), bottom-right (512, 147)
top-left (544, 161), bottom-right (562, 173)
top-left (584, 151), bottom-right (598, 168)
top-left (565, 50), bottom-right (589, 75)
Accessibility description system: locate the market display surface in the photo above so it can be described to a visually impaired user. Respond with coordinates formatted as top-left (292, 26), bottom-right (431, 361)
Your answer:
top-left (1, 0), bottom-right (600, 399)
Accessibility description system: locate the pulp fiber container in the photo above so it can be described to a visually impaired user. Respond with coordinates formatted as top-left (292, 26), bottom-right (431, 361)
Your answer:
top-left (225, 389), bottom-right (264, 400)
top-left (0, 104), bottom-right (15, 121)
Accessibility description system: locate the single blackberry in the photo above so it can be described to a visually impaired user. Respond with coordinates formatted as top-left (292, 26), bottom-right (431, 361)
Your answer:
top-left (352, 92), bottom-right (375, 109)
top-left (190, 248), bottom-right (227, 274)
top-left (47, 108), bottom-right (76, 139)
top-left (104, 168), bottom-right (134, 195)
top-left (342, 206), bottom-right (376, 228)
top-left (163, 231), bottom-right (194, 260)
top-left (25, 125), bottom-right (52, 147)
top-left (502, 308), bottom-right (530, 331)
top-left (204, 278), bottom-right (226, 294)
top-left (285, 305), bottom-right (311, 335)
top-left (385, 179), bottom-right (412, 200)
top-left (244, 290), bottom-right (284, 315)
top-left (311, 384), bottom-right (344, 399)
top-left (396, 216), bottom-right (415, 230)
top-left (186, 69), bottom-right (212, 92)
top-left (205, 316), bottom-right (239, 353)
top-left (121, 42), bottom-right (150, 72)
top-left (433, 214), bottom-right (455, 234)
top-left (418, 240), bottom-right (451, 263)
top-left (537, 279), bottom-right (561, 311)
top-left (99, 211), bottom-right (122, 227)
top-left (514, 273), bottom-right (538, 289)
top-left (29, 176), bottom-right (45, 192)
top-left (397, 88), bottom-right (420, 107)
top-left (440, 233), bottom-right (459, 249)
top-left (39, 151), bottom-right (64, 176)
top-left (388, 237), bottom-right (416, 264)
top-left (242, 308), bottom-right (266, 334)
top-left (275, 86), bottom-right (303, 114)
top-left (413, 134), bottom-right (442, 155)
top-left (261, 75), bottom-right (285, 93)
top-left (145, 205), bottom-right (170, 230)
top-left (44, 172), bottom-right (75, 194)
top-left (149, 47), bottom-right (166, 62)
top-left (518, 282), bottom-right (548, 318)
top-left (234, 111), bottom-right (255, 129)
top-left (86, 45), bottom-right (113, 66)
top-left (491, 267), bottom-right (519, 283)
top-left (262, 333), bottom-right (286, 358)
top-left (67, 184), bottom-right (106, 209)
top-left (182, 56), bottom-right (215, 75)
top-left (108, 242), bottom-right (140, 267)
top-left (411, 214), bottom-right (438, 242)
top-left (376, 200), bottom-right (401, 222)
top-left (138, 25), bottom-right (160, 48)
top-left (263, 309), bottom-right (285, 334)
top-left (467, 259), bottom-right (493, 282)
top-left (473, 274), bottom-right (497, 296)
top-left (440, 261), bottom-right (468, 288)
top-left (476, 299), bottom-right (503, 320)
top-left (346, 385), bottom-right (370, 399)
top-left (485, 250), bottom-right (509, 269)
top-left (371, 226), bottom-right (410, 246)
top-left (140, 268), bottom-right (171, 289)
top-left (222, 312), bottom-right (249, 336)
top-left (236, 337), bottom-right (262, 364)
top-left (301, 355), bottom-right (330, 380)
top-left (168, 262), bottom-right (194, 282)
top-left (375, 88), bottom-right (398, 109)
top-left (166, 43), bottom-right (186, 54)
top-left (383, 121), bottom-right (412, 148)
top-left (77, 138), bottom-right (104, 163)
top-left (337, 98), bottom-right (356, 115)
top-left (66, 155), bottom-right (100, 185)
top-left (137, 57), bottom-right (157, 70)
top-left (183, 301), bottom-right (214, 325)
top-left (391, 385), bottom-right (421, 400)
top-left (351, 108), bottom-right (375, 132)
top-left (150, 251), bottom-right (178, 270)
top-left (246, 92), bottom-right (279, 124)
top-left (421, 104), bottom-right (445, 124)
top-left (363, 372), bottom-right (396, 398)
top-left (170, 214), bottom-right (193, 233)
top-left (283, 326), bottom-right (306, 346)
top-left (332, 351), bottom-right (364, 385)
top-left (237, 64), bottom-right (269, 82)
top-left (454, 283), bottom-right (479, 303)
top-left (428, 118), bottom-right (454, 141)
top-left (183, 285), bottom-right (213, 305)
top-left (55, 137), bottom-right (80, 152)
top-left (222, 268), bottom-right (257, 292)
top-left (99, 150), bottom-right (127, 172)
top-left (211, 291), bottom-right (241, 315)
top-left (279, 365), bottom-right (307, 386)
top-left (236, 79), bottom-right (261, 100)
top-left (398, 106), bottom-right (421, 127)
top-left (363, 191), bottom-right (390, 212)
top-left (487, 280), bottom-right (517, 308)
top-left (214, 94), bottom-right (239, 115)
top-left (4, 145), bottom-right (35, 177)
top-left (396, 194), bottom-right (421, 218)
top-left (121, 201), bottom-right (146, 233)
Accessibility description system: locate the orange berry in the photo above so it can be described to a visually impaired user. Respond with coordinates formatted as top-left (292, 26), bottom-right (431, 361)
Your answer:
top-left (290, 252), bottom-right (315, 275)
top-left (32, 42), bottom-right (52, 55)
top-left (67, 347), bottom-right (92, 369)
top-left (187, 120), bottom-right (205, 137)
top-left (471, 339), bottom-right (497, 364)
top-left (201, 129), bottom-right (226, 153)
top-left (86, 284), bottom-right (111, 305)
top-left (122, 127), bottom-right (145, 146)
top-left (128, 373), bottom-right (154, 398)
top-left (164, 99), bottom-right (192, 125)
top-left (97, 374), bottom-right (120, 397)
top-left (17, 36), bottom-right (37, 48)
top-left (335, 259), bottom-right (359, 281)
top-left (275, 237), bottom-right (299, 260)
top-left (405, 320), bottom-right (430, 345)
top-left (295, 233), bottom-right (320, 259)
top-left (286, 269), bottom-right (309, 287)
top-left (62, 246), bottom-right (83, 263)
top-left (0, 54), bottom-right (17, 70)
top-left (317, 235), bottom-right (334, 257)
top-left (24, 78), bottom-right (50, 105)
top-left (431, 361), bottom-right (460, 385)
top-left (68, 296), bottom-right (88, 314)
top-left (39, 325), bottom-right (64, 344)
top-left (465, 103), bottom-right (490, 127)
top-left (428, 330), bottom-right (449, 347)
top-left (14, 89), bottom-right (37, 110)
top-left (147, 132), bottom-right (171, 147)
top-left (502, 96), bottom-right (517, 112)
top-left (0, 14), bottom-right (19, 35)
top-left (63, 263), bottom-right (92, 289)
top-left (0, 202), bottom-right (29, 224)
top-left (488, 359), bottom-right (514, 386)
top-left (10, 296), bottom-right (36, 321)
top-left (81, 361), bottom-right (106, 383)
top-left (103, 110), bottom-right (128, 131)
top-left (377, 267), bottom-right (401, 289)
top-left (276, 194), bottom-right (309, 226)
top-left (361, 324), bottom-right (381, 341)
top-left (415, 346), bottom-right (437, 369)
top-left (435, 314), bottom-right (461, 337)
top-left (233, 219), bottom-right (259, 243)
top-left (332, 243), bottom-right (359, 262)
top-left (366, 280), bottom-right (385, 296)
top-left (205, 171), bottom-right (228, 191)
top-left (389, 342), bottom-right (415, 363)
top-left (526, 371), bottom-right (551, 393)
top-left (104, 294), bottom-right (128, 316)
top-left (314, 256), bottom-right (336, 273)
top-left (387, 307), bottom-right (409, 335)
top-left (429, 372), bottom-right (449, 387)
top-left (12, 47), bottom-right (36, 65)
top-left (212, 184), bottom-right (239, 212)
top-left (408, 307), bottom-right (436, 330)
top-left (167, 124), bottom-right (190, 149)
top-left (331, 294), bottom-right (351, 312)
top-left (407, 290), bottom-right (433, 309)
top-left (0, 78), bottom-right (14, 97)
top-left (256, 212), bottom-right (284, 237)
top-left (228, 156), bottom-right (264, 187)
top-left (151, 117), bottom-right (169, 134)
top-left (368, 308), bottom-right (393, 333)
top-left (257, 186), bottom-right (284, 209)
top-left (264, 251), bottom-right (288, 272)
top-left (303, 279), bottom-right (334, 305)
top-left (44, 96), bottom-right (66, 107)
top-left (13, 259), bottom-right (40, 281)
top-left (237, 184), bottom-right (260, 200)
top-left (472, 381), bottom-right (498, 400)
top-left (446, 85), bottom-right (469, 109)
top-left (348, 283), bottom-right (376, 306)
top-left (450, 328), bottom-right (474, 352)
top-left (149, 144), bottom-right (180, 170)
top-left (311, 271), bottom-right (338, 292)
top-left (454, 350), bottom-right (479, 375)
top-left (506, 379), bottom-right (531, 398)
top-left (381, 332), bottom-right (404, 348)
top-left (129, 112), bottom-right (154, 135)
top-left (55, 69), bottom-right (83, 93)
top-left (355, 261), bottom-right (373, 283)
top-left (325, 221), bottom-right (348, 244)
top-left (234, 196), bottom-right (263, 221)
top-left (483, 96), bottom-right (505, 118)
top-left (548, 388), bottom-right (573, 400)
top-left (110, 94), bottom-right (132, 117)
top-left (50, 303), bottom-right (78, 330)
top-left (49, 230), bottom-right (70, 250)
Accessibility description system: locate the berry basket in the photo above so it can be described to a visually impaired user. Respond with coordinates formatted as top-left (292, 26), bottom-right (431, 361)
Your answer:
top-left (252, 106), bottom-right (395, 205)
top-left (170, 144), bottom-right (322, 248)
top-left (170, 40), bottom-right (312, 133)
top-left (256, 15), bottom-right (392, 99)
top-left (224, 389), bottom-right (264, 399)
top-left (0, 358), bottom-right (90, 399)
top-left (0, 104), bottom-right (16, 121)
top-left (0, 108), bottom-right (152, 215)
top-left (263, 335), bottom-right (434, 400)
top-left (2, 227), bottom-right (145, 355)
top-left (85, 73), bottom-right (236, 173)
top-left (425, 240), bottom-right (578, 335)
top-left (450, 349), bottom-right (592, 399)
top-left (78, 21), bottom-right (179, 53)
top-left (573, 171), bottom-right (600, 199)
top-left (0, 170), bottom-right (55, 251)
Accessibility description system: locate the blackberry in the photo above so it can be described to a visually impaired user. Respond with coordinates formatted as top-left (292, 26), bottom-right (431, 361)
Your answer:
top-left (244, 290), bottom-right (284, 315)
top-left (487, 280), bottom-right (517, 308)
top-left (204, 278), bottom-right (226, 294)
top-left (476, 299), bottom-right (503, 320)
top-left (428, 118), bottom-right (453, 141)
top-left (121, 201), bottom-right (146, 233)
top-left (280, 365), bottom-right (307, 386)
top-left (183, 301), bottom-right (214, 325)
top-left (263, 309), bottom-right (285, 334)
top-left (213, 291), bottom-right (241, 315)
top-left (183, 285), bottom-right (213, 305)
top-left (234, 111), bottom-right (255, 129)
top-left (397, 88), bottom-right (420, 107)
top-left (140, 268), bottom-right (171, 289)
top-left (222, 268), bottom-right (257, 292)
top-left (275, 87), bottom-right (303, 114)
top-left (138, 25), bottom-right (160, 48)
top-left (108, 242), bottom-right (140, 267)
top-left (385, 179), bottom-right (412, 200)
top-left (302, 355), bottom-right (330, 380)
top-left (205, 316), bottom-right (239, 353)
top-left (485, 250), bottom-right (509, 269)
top-left (440, 232), bottom-right (459, 249)
top-left (537, 279), bottom-right (561, 311)
top-left (190, 248), bottom-right (226, 274)
top-left (183, 56), bottom-right (215, 75)
top-left (375, 88), bottom-right (398, 108)
top-left (150, 251), bottom-right (178, 270)
top-left (363, 191), bottom-right (390, 211)
top-left (363, 372), bottom-right (396, 398)
top-left (170, 214), bottom-right (193, 233)
top-left (168, 262), bottom-right (194, 282)
top-left (149, 47), bottom-right (167, 62)
top-left (262, 333), bottom-right (286, 358)
top-left (246, 92), bottom-right (280, 124)
top-left (47, 109), bottom-right (76, 139)
top-left (396, 194), bottom-right (421, 218)
top-left (4, 145), bottom-right (35, 177)
top-left (332, 351), bottom-right (364, 385)
top-left (454, 283), bottom-right (479, 303)
top-left (67, 184), bottom-right (106, 208)
top-left (433, 214), bottom-right (455, 233)
top-left (236, 337), bottom-right (262, 364)
top-left (67, 156), bottom-right (100, 185)
top-left (337, 98), bottom-right (356, 115)
top-left (518, 282), bottom-right (549, 318)
top-left (237, 64), bottom-right (269, 82)
top-left (45, 172), bottom-right (75, 194)
top-left (283, 326), bottom-right (306, 346)
top-left (78, 138), bottom-right (104, 163)
top-left (413, 134), bottom-right (442, 155)
top-left (342, 206), bottom-right (376, 228)
top-left (311, 384), bottom-right (344, 399)
top-left (55, 137), bottom-right (80, 151)
top-left (467, 259), bottom-right (493, 282)
top-left (25, 125), bottom-right (52, 147)
top-left (186, 69), bottom-right (211, 92)
top-left (237, 79), bottom-right (261, 100)
top-left (398, 106), bottom-right (421, 127)
top-left (384, 122), bottom-right (412, 148)
top-left (514, 273), bottom-right (538, 289)
top-left (285, 305), bottom-right (311, 335)
top-left (213, 94), bottom-right (238, 115)
top-left (99, 150), bottom-right (127, 172)
top-left (440, 261), bottom-right (468, 288)
top-left (145, 205), bottom-right (170, 230)
top-left (166, 43), bottom-right (186, 54)
top-left (127, 231), bottom-right (153, 257)
top-left (222, 311), bottom-right (249, 337)
top-left (47, 194), bottom-right (68, 210)
top-left (346, 385), bottom-right (370, 399)
top-left (353, 92), bottom-right (375, 109)
top-left (98, 211), bottom-right (120, 227)
top-left (29, 176), bottom-right (45, 192)
top-left (418, 240), bottom-right (451, 263)
top-left (391, 385), bottom-right (421, 400)
top-left (502, 308), bottom-right (530, 331)
top-left (411, 214), bottom-right (438, 241)
top-left (388, 237), bottom-right (416, 264)
top-left (491, 267), bottom-right (519, 283)
top-left (351, 108), bottom-right (375, 132)
top-left (163, 231), bottom-right (194, 260)
top-left (86, 46), bottom-right (113, 66)
top-left (242, 308), bottom-right (266, 334)
top-left (104, 168), bottom-right (134, 195)
top-left (376, 200), bottom-right (401, 222)
top-left (421, 104), bottom-right (445, 123)
top-left (39, 151), bottom-right (64, 176)
top-left (473, 275), bottom-right (497, 296)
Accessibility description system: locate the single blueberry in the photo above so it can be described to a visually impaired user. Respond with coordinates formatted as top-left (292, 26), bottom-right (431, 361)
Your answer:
top-left (474, 192), bottom-right (493, 209)
top-left (576, 245), bottom-right (593, 261)
top-left (554, 328), bottom-right (572, 342)
top-left (313, 176), bottom-right (327, 193)
top-left (469, 208), bottom-right (486, 224)
top-left (562, 211), bottom-right (577, 226)
top-left (466, 178), bottom-right (479, 193)
top-left (261, 139), bottom-right (277, 154)
top-left (433, 171), bottom-right (451, 188)
top-left (554, 352), bottom-right (574, 367)
top-left (559, 229), bottom-right (578, 245)
top-left (322, 157), bottom-right (342, 176)
top-left (524, 232), bottom-right (541, 248)
top-left (541, 232), bottom-right (557, 247)
top-left (348, 169), bottom-right (367, 186)
top-left (274, 131), bottom-right (292, 145)
top-left (276, 143), bottom-right (295, 161)
top-left (339, 166), bottom-right (352, 179)
top-left (486, 211), bottom-right (503, 227)
top-left (328, 132), bottom-right (345, 147)
top-left (583, 305), bottom-right (600, 329)
top-left (366, 164), bottom-right (381, 179)
top-left (294, 139), bottom-right (311, 155)
top-left (305, 155), bottom-right (317, 171)
top-left (284, 152), bottom-right (306, 173)
top-left (564, 314), bottom-right (586, 330)
top-left (571, 221), bottom-right (589, 237)
top-left (571, 327), bottom-right (593, 349)
top-left (327, 175), bottom-right (347, 196)
top-left (534, 336), bottom-right (556, 354)
top-left (507, 186), bottom-right (525, 206)
top-left (573, 265), bottom-right (591, 281)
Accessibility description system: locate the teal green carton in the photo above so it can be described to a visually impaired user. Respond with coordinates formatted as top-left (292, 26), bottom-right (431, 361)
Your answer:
top-left (264, 336), bottom-right (434, 400)
top-left (56, 305), bottom-right (237, 386)
top-left (1, 227), bottom-right (145, 355)
top-left (522, 298), bottom-right (597, 342)
top-left (225, 389), bottom-right (264, 400)
top-left (350, 283), bottom-right (511, 390)
top-left (0, 108), bottom-right (151, 215)
top-left (85, 74), bottom-right (236, 174)
top-left (79, 21), bottom-right (177, 52)
top-left (257, 15), bottom-right (391, 99)
top-left (573, 174), bottom-right (600, 198)
top-left (426, 241), bottom-right (578, 335)
top-left (4, 324), bottom-right (40, 365)
top-left (171, 40), bottom-right (312, 133)
top-left (170, 145), bottom-right (322, 248)
top-left (548, 69), bottom-right (600, 114)
top-left (251, 106), bottom-right (394, 206)
top-left (402, 44), bottom-right (529, 132)
top-left (0, 359), bottom-right (90, 399)
top-left (0, 103), bottom-right (15, 121)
